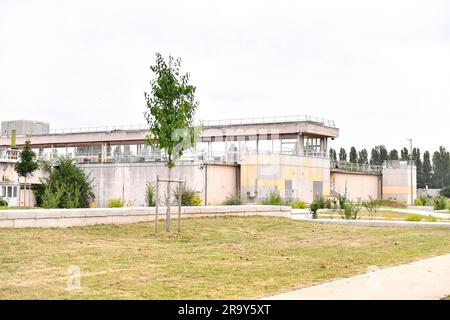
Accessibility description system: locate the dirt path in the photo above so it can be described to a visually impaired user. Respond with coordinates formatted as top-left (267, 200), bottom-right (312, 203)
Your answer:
top-left (264, 254), bottom-right (450, 300)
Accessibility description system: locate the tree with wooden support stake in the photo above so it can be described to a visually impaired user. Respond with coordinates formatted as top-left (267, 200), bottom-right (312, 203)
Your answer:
top-left (144, 52), bottom-right (198, 232)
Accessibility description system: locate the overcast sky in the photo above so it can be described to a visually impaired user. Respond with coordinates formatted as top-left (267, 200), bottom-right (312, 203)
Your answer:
top-left (0, 0), bottom-right (449, 153)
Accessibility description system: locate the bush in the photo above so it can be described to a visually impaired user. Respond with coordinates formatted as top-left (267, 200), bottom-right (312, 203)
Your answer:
top-left (145, 182), bottom-right (155, 206)
top-left (310, 201), bottom-right (321, 219)
top-left (362, 196), bottom-right (380, 219)
top-left (192, 193), bottom-right (202, 206)
top-left (432, 196), bottom-right (447, 210)
top-left (0, 197), bottom-right (8, 207)
top-left (415, 195), bottom-right (432, 206)
top-left (440, 186), bottom-right (450, 198)
top-left (108, 198), bottom-right (124, 208)
top-left (261, 190), bottom-right (283, 205)
top-left (173, 185), bottom-right (198, 206)
top-left (223, 193), bottom-right (242, 205)
top-left (291, 200), bottom-right (307, 209)
top-left (425, 215), bottom-right (437, 222)
top-left (379, 199), bottom-right (407, 208)
top-left (405, 214), bottom-right (423, 222)
top-left (41, 184), bottom-right (64, 209)
top-left (339, 202), bottom-right (362, 220)
top-left (35, 157), bottom-right (95, 208)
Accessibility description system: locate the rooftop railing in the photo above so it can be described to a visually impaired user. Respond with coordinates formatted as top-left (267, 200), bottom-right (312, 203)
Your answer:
top-left (199, 115), bottom-right (337, 128)
top-left (331, 161), bottom-right (383, 174)
top-left (2, 115), bottom-right (337, 137)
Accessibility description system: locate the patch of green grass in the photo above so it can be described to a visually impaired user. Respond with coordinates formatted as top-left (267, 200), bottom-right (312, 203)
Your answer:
top-left (0, 216), bottom-right (449, 299)
top-left (405, 214), bottom-right (423, 222)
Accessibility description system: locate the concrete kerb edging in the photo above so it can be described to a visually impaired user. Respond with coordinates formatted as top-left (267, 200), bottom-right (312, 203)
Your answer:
top-left (0, 205), bottom-right (292, 228)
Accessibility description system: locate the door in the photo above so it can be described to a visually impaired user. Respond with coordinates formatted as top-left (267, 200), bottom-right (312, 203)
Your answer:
top-left (313, 181), bottom-right (323, 200)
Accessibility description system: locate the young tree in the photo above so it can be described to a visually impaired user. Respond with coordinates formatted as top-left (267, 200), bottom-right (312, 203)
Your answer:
top-left (144, 53), bottom-right (198, 232)
top-left (422, 151), bottom-right (433, 188)
top-left (358, 149), bottom-right (368, 164)
top-left (15, 140), bottom-right (39, 207)
top-left (349, 147), bottom-right (358, 164)
top-left (389, 149), bottom-right (399, 160)
top-left (339, 148), bottom-right (347, 162)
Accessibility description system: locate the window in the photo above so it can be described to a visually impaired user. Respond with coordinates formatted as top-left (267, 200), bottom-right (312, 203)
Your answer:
top-left (7, 186), bottom-right (12, 198)
top-left (13, 187), bottom-right (17, 198)
top-left (1, 186), bottom-right (5, 198)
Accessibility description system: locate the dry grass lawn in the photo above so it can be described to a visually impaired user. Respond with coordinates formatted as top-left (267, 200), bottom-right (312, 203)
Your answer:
top-left (0, 216), bottom-right (449, 299)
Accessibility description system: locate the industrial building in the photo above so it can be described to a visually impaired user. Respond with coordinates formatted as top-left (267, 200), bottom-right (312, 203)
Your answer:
top-left (0, 116), bottom-right (416, 207)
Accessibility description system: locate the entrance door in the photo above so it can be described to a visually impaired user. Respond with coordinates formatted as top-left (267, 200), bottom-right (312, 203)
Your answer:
top-left (313, 181), bottom-right (323, 200)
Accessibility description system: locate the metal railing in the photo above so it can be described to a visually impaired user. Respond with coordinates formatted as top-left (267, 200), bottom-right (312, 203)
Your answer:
top-left (330, 161), bottom-right (383, 174)
top-left (199, 114), bottom-right (336, 128)
top-left (3, 114), bottom-right (337, 137)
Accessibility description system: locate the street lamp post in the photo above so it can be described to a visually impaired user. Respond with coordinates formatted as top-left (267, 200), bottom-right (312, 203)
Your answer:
top-left (407, 138), bottom-right (413, 205)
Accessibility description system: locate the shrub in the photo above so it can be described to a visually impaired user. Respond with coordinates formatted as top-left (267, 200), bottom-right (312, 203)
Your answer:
top-left (378, 199), bottom-right (407, 208)
top-left (35, 157), bottom-right (95, 208)
top-left (223, 193), bottom-right (242, 205)
top-left (41, 184), bottom-right (64, 209)
top-left (261, 190), bottom-right (283, 205)
top-left (415, 195), bottom-right (432, 206)
top-left (432, 196), bottom-right (446, 210)
top-left (291, 200), bottom-right (307, 209)
top-left (192, 193), bottom-right (202, 206)
top-left (145, 182), bottom-right (155, 206)
top-left (0, 197), bottom-right (8, 207)
top-left (310, 201), bottom-right (321, 219)
top-left (440, 186), bottom-right (450, 198)
top-left (405, 214), bottom-right (423, 222)
top-left (425, 215), bottom-right (437, 222)
top-left (339, 202), bottom-right (362, 220)
top-left (108, 198), bottom-right (124, 208)
top-left (362, 196), bottom-right (380, 219)
top-left (173, 185), bottom-right (197, 206)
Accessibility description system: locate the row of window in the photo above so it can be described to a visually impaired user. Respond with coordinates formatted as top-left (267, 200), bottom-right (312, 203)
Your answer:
top-left (0, 186), bottom-right (18, 198)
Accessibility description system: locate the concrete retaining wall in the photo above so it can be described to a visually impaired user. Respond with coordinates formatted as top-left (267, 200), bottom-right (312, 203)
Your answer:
top-left (0, 205), bottom-right (291, 228)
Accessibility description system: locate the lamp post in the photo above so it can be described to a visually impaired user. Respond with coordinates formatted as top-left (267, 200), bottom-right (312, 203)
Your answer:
top-left (407, 138), bottom-right (413, 205)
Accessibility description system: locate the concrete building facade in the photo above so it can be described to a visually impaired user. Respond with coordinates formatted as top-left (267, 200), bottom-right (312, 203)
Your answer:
top-left (0, 115), bottom-right (416, 207)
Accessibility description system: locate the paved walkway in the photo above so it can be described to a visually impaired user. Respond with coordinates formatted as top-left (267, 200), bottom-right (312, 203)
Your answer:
top-left (264, 254), bottom-right (450, 300)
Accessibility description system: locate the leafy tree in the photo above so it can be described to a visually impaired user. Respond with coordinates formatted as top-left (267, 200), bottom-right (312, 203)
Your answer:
top-left (358, 149), bottom-right (368, 164)
top-left (432, 146), bottom-right (450, 188)
top-left (379, 145), bottom-right (389, 164)
top-left (412, 148), bottom-right (424, 188)
top-left (370, 146), bottom-right (387, 166)
top-left (422, 151), bottom-right (433, 188)
top-left (144, 53), bottom-right (198, 232)
top-left (349, 147), bottom-right (358, 163)
top-left (389, 149), bottom-right (399, 160)
top-left (35, 157), bottom-right (95, 208)
top-left (339, 148), bottom-right (347, 162)
top-left (370, 147), bottom-right (380, 165)
top-left (401, 147), bottom-right (410, 160)
top-left (329, 148), bottom-right (337, 162)
top-left (15, 140), bottom-right (39, 207)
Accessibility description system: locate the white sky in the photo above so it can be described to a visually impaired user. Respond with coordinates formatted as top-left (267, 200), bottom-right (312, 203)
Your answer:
top-left (0, 0), bottom-right (449, 153)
